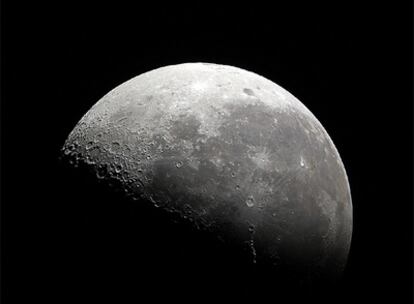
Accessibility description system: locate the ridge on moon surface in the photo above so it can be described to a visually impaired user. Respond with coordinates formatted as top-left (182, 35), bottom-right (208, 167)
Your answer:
top-left (62, 62), bottom-right (352, 289)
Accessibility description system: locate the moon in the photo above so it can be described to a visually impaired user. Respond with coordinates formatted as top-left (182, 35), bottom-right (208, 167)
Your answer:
top-left (62, 62), bottom-right (352, 286)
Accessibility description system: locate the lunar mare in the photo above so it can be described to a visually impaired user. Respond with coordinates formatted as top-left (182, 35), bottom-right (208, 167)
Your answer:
top-left (62, 63), bottom-right (352, 282)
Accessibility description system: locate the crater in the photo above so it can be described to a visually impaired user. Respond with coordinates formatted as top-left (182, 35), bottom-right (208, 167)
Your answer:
top-left (243, 88), bottom-right (255, 96)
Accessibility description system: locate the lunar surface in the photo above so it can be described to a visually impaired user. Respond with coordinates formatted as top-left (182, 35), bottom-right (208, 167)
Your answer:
top-left (62, 63), bottom-right (352, 285)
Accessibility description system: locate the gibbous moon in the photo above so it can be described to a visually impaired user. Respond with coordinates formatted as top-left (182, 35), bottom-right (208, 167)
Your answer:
top-left (62, 63), bottom-right (352, 285)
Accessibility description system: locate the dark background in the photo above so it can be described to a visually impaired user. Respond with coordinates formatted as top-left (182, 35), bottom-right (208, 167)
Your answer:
top-left (1, 2), bottom-right (412, 303)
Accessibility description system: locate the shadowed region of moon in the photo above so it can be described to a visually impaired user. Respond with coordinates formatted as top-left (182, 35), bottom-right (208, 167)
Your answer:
top-left (62, 63), bottom-right (352, 297)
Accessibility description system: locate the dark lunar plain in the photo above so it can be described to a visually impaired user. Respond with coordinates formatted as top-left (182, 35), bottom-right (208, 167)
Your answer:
top-left (1, 2), bottom-right (413, 303)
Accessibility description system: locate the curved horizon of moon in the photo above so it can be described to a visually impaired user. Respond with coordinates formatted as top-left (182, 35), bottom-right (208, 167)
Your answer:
top-left (62, 62), bottom-right (352, 282)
